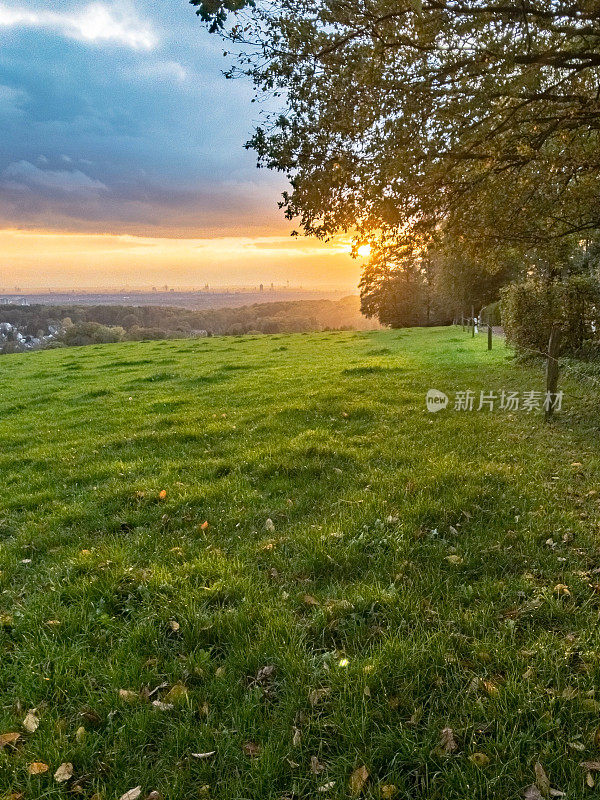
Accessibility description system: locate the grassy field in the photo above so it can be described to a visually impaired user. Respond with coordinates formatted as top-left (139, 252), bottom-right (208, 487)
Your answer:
top-left (1, 327), bottom-right (600, 800)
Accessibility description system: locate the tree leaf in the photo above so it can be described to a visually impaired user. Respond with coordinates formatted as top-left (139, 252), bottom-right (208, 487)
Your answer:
top-left (0, 732), bottom-right (20, 748)
top-left (469, 752), bottom-right (490, 767)
top-left (119, 788), bottom-right (142, 800)
top-left (23, 711), bottom-right (39, 733)
top-left (28, 762), bottom-right (49, 775)
top-left (535, 761), bottom-right (550, 798)
top-left (54, 762), bottom-right (74, 783)
top-left (349, 765), bottom-right (369, 796)
top-left (191, 751), bottom-right (216, 760)
top-left (440, 726), bottom-right (458, 753)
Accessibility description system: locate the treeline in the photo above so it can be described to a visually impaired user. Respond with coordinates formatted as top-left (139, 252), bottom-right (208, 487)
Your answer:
top-left (0, 295), bottom-right (377, 349)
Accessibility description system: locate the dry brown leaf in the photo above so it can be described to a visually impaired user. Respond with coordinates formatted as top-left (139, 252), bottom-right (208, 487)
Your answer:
top-left (535, 761), bottom-right (550, 798)
top-left (191, 751), bottom-right (216, 760)
top-left (152, 700), bottom-right (174, 711)
top-left (200, 521), bottom-right (209, 531)
top-left (54, 762), bottom-right (74, 783)
top-left (318, 782), bottom-right (335, 793)
top-left (75, 726), bottom-right (86, 744)
top-left (23, 710), bottom-right (39, 733)
top-left (28, 762), bottom-right (49, 775)
top-left (0, 732), bottom-right (20, 749)
top-left (119, 689), bottom-right (138, 703)
top-left (580, 760), bottom-right (600, 770)
top-left (440, 727), bottom-right (458, 753)
top-left (303, 594), bottom-right (319, 606)
top-left (524, 786), bottom-right (544, 800)
top-left (292, 727), bottom-right (301, 746)
top-left (445, 555), bottom-right (463, 565)
top-left (168, 620), bottom-right (180, 632)
top-left (242, 742), bottom-right (261, 758)
top-left (380, 785), bottom-right (398, 799)
top-left (349, 765), bottom-right (369, 796)
top-left (310, 755), bottom-right (325, 774)
top-left (308, 688), bottom-right (330, 706)
top-left (119, 788), bottom-right (142, 800)
top-left (159, 490), bottom-right (167, 500)
top-left (469, 752), bottom-right (490, 767)
top-left (483, 680), bottom-right (500, 697)
top-left (145, 793), bottom-right (162, 800)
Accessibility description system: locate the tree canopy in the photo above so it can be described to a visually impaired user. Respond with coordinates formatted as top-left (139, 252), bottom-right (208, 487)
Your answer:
top-left (192, 0), bottom-right (600, 253)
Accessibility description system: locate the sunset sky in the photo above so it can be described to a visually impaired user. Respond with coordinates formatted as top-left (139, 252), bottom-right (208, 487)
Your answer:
top-left (0, 0), bottom-right (361, 290)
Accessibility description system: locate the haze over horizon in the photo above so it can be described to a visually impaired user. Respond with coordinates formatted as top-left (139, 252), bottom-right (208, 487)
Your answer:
top-left (0, 0), bottom-right (363, 290)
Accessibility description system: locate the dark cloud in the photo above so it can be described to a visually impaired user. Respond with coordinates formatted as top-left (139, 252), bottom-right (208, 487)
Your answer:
top-left (0, 0), bottom-right (288, 235)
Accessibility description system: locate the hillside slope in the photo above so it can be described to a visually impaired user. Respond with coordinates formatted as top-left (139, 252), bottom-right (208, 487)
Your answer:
top-left (1, 328), bottom-right (599, 799)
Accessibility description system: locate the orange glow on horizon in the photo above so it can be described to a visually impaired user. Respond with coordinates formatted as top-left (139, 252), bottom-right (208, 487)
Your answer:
top-left (0, 229), bottom-right (362, 291)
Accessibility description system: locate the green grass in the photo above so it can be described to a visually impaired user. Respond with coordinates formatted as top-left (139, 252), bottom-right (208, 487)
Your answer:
top-left (1, 327), bottom-right (599, 799)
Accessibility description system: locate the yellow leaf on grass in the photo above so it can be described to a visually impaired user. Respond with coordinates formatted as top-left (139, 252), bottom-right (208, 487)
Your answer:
top-left (75, 726), bottom-right (86, 743)
top-left (54, 762), bottom-right (74, 783)
top-left (349, 765), bottom-right (369, 796)
top-left (159, 490), bottom-right (167, 500)
top-left (0, 732), bottom-right (20, 748)
top-left (381, 785), bottom-right (398, 798)
top-left (164, 684), bottom-right (188, 704)
top-left (119, 689), bottom-right (138, 703)
top-left (469, 752), bottom-right (490, 767)
top-left (445, 555), bottom-right (463, 565)
top-left (23, 711), bottom-right (39, 733)
top-left (119, 788), bottom-right (142, 800)
top-left (28, 762), bottom-right (49, 775)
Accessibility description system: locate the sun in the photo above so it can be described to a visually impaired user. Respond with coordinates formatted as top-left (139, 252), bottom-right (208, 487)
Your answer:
top-left (357, 244), bottom-right (371, 258)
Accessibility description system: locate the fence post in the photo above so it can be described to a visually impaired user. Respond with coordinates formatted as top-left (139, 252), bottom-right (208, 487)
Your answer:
top-left (545, 323), bottom-right (562, 421)
top-left (488, 323), bottom-right (492, 350)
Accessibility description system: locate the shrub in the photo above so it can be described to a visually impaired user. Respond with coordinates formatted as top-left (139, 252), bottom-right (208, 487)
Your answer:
top-left (501, 276), bottom-right (600, 357)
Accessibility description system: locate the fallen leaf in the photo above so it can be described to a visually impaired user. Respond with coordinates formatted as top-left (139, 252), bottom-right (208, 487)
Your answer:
top-left (440, 727), bottom-right (458, 753)
top-left (168, 620), bottom-right (180, 632)
top-left (349, 765), bottom-right (369, 796)
top-left (535, 761), bottom-right (550, 798)
top-left (159, 490), bottom-right (167, 500)
top-left (54, 762), bottom-right (74, 783)
top-left (483, 680), bottom-right (500, 697)
top-left (28, 762), bottom-right (49, 775)
top-left (445, 555), bottom-right (463, 565)
top-left (200, 521), bottom-right (209, 531)
top-left (310, 755), bottom-right (325, 774)
top-left (119, 689), bottom-right (138, 703)
top-left (242, 742), bottom-right (261, 758)
top-left (524, 786), bottom-right (544, 800)
top-left (75, 726), bottom-right (86, 743)
top-left (469, 752), bottom-right (490, 767)
top-left (23, 710), bottom-right (39, 732)
top-left (119, 788), bottom-right (142, 800)
top-left (580, 760), bottom-right (600, 770)
top-left (191, 751), bottom-right (216, 760)
top-left (164, 684), bottom-right (188, 704)
top-left (587, 772), bottom-right (596, 788)
top-left (145, 793), bottom-right (162, 800)
top-left (303, 594), bottom-right (319, 606)
top-left (380, 786), bottom-right (398, 799)
top-left (265, 518), bottom-right (275, 532)
top-left (554, 584), bottom-right (571, 596)
top-left (318, 782), bottom-right (335, 793)
top-left (308, 688), bottom-right (330, 706)
top-left (0, 732), bottom-right (20, 748)
top-left (152, 700), bottom-right (174, 711)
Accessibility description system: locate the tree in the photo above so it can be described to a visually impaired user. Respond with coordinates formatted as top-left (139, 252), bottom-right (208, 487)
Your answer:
top-left (192, 1), bottom-right (600, 256)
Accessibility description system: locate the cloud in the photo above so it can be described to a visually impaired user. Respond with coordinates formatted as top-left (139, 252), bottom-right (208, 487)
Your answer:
top-left (0, 2), bottom-right (157, 49)
top-left (3, 160), bottom-right (109, 198)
